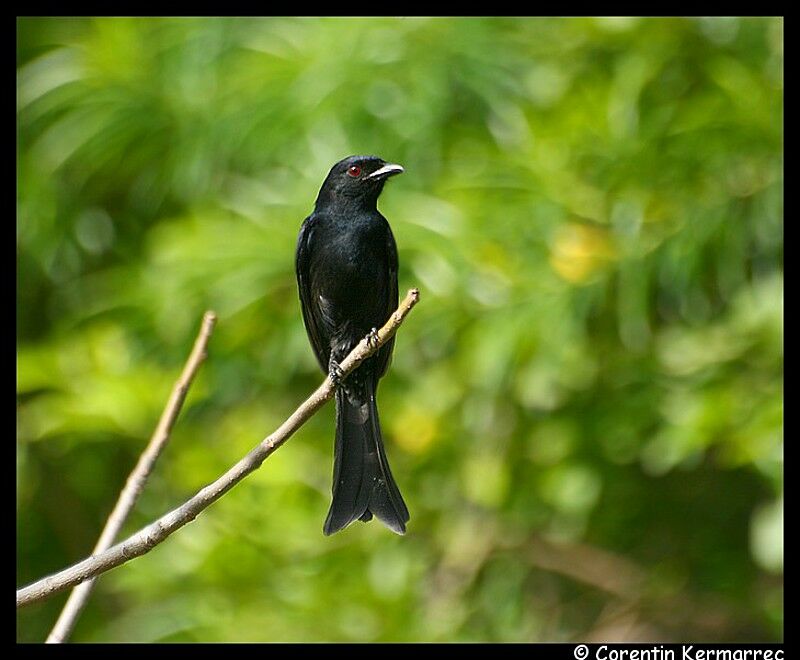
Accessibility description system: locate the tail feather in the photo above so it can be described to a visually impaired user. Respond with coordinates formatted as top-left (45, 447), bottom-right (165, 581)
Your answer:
top-left (323, 382), bottom-right (409, 536)
top-left (368, 396), bottom-right (410, 524)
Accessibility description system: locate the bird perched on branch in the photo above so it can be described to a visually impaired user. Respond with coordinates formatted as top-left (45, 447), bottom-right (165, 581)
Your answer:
top-left (295, 155), bottom-right (410, 535)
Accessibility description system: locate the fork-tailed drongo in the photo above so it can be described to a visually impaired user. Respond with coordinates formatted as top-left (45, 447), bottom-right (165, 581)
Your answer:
top-left (295, 155), bottom-right (410, 535)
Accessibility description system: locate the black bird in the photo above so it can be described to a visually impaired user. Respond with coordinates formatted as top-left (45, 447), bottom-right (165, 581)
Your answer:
top-left (295, 155), bottom-right (410, 535)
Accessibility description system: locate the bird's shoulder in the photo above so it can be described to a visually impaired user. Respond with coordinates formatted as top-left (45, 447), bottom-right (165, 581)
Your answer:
top-left (297, 209), bottom-right (340, 240)
top-left (296, 211), bottom-right (333, 249)
top-left (300, 208), bottom-right (390, 244)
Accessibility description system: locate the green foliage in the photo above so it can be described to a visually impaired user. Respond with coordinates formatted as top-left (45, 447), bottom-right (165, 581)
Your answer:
top-left (17, 17), bottom-right (782, 642)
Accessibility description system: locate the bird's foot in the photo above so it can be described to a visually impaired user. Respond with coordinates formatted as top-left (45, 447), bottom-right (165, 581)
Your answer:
top-left (328, 360), bottom-right (345, 386)
top-left (366, 327), bottom-right (380, 349)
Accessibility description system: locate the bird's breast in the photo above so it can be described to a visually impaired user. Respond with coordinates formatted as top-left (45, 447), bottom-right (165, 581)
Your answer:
top-left (309, 221), bottom-right (389, 329)
top-left (313, 221), bottom-right (383, 278)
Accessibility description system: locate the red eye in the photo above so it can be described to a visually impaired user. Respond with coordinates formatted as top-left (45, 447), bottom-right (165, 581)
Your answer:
top-left (347, 165), bottom-right (362, 178)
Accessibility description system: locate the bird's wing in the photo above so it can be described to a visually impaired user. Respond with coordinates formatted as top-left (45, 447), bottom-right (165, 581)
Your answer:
top-left (296, 214), bottom-right (330, 373)
top-left (374, 220), bottom-right (399, 379)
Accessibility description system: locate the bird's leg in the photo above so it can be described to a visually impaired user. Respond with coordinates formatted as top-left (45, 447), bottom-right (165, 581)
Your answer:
top-left (366, 327), bottom-right (380, 349)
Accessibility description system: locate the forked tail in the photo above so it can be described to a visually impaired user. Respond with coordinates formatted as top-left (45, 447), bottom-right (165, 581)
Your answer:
top-left (323, 380), bottom-right (409, 536)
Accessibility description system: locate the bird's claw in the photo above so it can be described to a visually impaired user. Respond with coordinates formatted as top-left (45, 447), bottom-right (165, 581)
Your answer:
top-left (367, 327), bottom-right (380, 349)
top-left (328, 360), bottom-right (345, 386)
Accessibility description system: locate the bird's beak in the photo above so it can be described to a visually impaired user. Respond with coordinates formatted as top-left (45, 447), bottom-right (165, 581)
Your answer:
top-left (368, 163), bottom-right (404, 180)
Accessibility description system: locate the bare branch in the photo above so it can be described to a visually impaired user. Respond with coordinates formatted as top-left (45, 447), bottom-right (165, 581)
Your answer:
top-left (17, 288), bottom-right (420, 609)
top-left (46, 311), bottom-right (218, 643)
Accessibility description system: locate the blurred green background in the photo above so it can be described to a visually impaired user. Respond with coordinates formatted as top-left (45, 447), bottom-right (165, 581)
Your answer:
top-left (16, 17), bottom-right (783, 643)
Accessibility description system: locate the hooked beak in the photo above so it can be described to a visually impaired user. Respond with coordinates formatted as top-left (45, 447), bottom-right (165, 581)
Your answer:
top-left (367, 163), bottom-right (404, 180)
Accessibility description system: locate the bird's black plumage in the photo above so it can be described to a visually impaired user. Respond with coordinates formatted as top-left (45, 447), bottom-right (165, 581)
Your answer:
top-left (296, 155), bottom-right (409, 535)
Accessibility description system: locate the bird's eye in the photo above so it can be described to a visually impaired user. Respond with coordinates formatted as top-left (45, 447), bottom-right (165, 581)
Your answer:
top-left (347, 165), bottom-right (362, 178)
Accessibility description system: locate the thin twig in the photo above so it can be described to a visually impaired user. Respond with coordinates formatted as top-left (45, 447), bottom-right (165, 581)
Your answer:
top-left (17, 288), bottom-right (420, 609)
top-left (45, 311), bottom-right (218, 643)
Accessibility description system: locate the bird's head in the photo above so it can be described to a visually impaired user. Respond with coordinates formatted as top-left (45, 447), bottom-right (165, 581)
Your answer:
top-left (315, 155), bottom-right (404, 208)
